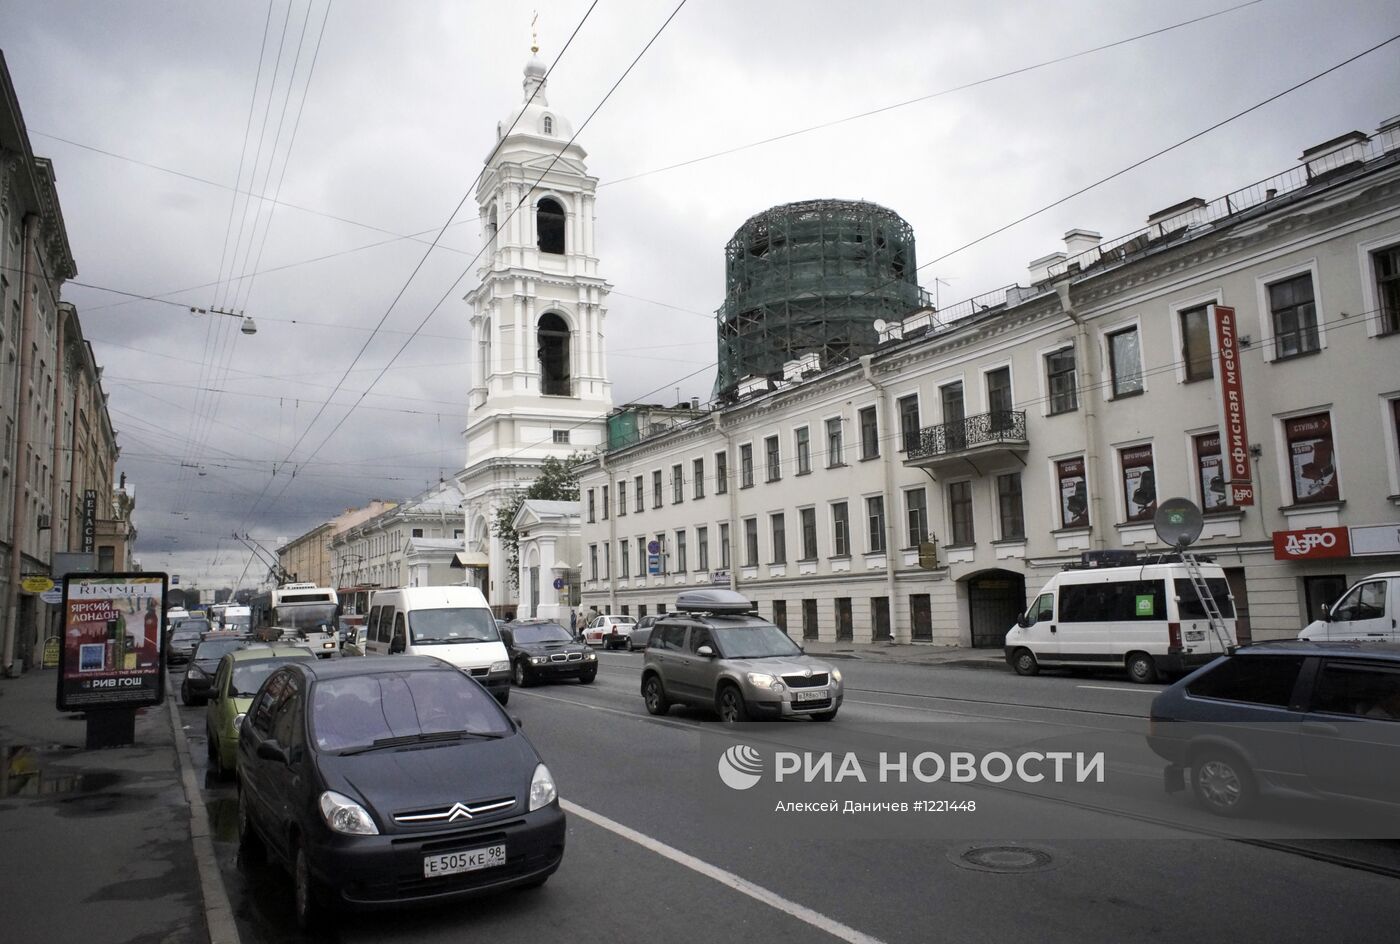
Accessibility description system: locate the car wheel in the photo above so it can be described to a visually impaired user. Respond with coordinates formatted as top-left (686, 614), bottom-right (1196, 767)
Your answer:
top-left (579, 668), bottom-right (597, 684)
top-left (642, 675), bottom-right (670, 716)
top-left (513, 660), bottom-right (531, 688)
top-left (293, 842), bottom-right (327, 932)
top-left (810, 710), bottom-right (838, 722)
top-left (180, 681), bottom-right (192, 706)
top-left (1012, 648), bottom-right (1040, 677)
top-left (237, 787), bottom-right (265, 864)
top-left (717, 685), bottom-right (750, 723)
top-left (626, 638), bottom-right (635, 651)
top-left (1126, 652), bottom-right (1158, 684)
top-left (1191, 749), bottom-right (1257, 817)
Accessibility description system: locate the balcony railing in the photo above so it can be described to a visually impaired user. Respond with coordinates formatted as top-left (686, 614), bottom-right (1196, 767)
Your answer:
top-left (908, 411), bottom-right (1027, 462)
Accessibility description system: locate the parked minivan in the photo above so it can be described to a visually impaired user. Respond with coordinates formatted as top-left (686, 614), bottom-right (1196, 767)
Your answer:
top-left (1299, 572), bottom-right (1399, 643)
top-left (363, 587), bottom-right (511, 704)
top-left (1003, 559), bottom-right (1238, 683)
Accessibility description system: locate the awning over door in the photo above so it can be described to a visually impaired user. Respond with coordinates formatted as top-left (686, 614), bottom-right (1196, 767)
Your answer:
top-left (451, 551), bottom-right (490, 569)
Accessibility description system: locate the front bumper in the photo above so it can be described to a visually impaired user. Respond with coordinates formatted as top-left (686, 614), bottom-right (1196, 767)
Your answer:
top-left (746, 687), bottom-right (844, 719)
top-left (525, 656), bottom-right (597, 679)
top-left (311, 803), bottom-right (566, 908)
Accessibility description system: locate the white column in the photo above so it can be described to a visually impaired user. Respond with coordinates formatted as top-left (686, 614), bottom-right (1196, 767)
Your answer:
top-left (513, 294), bottom-right (526, 374)
top-left (525, 294), bottom-right (537, 385)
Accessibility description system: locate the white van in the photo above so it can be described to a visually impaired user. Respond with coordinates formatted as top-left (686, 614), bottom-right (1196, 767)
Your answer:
top-left (1299, 572), bottom-right (1400, 642)
top-left (1003, 560), bottom-right (1238, 683)
top-left (364, 586), bottom-right (511, 703)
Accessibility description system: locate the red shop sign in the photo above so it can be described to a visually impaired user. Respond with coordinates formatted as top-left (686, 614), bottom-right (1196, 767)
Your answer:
top-left (1272, 527), bottom-right (1351, 560)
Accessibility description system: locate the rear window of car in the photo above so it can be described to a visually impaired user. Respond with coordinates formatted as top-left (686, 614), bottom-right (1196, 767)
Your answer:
top-left (1185, 655), bottom-right (1305, 707)
top-left (1173, 578), bottom-right (1236, 619)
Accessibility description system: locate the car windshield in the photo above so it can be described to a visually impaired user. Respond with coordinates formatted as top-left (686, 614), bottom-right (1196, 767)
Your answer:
top-left (311, 670), bottom-right (511, 753)
top-left (229, 659), bottom-right (303, 697)
top-left (512, 622), bottom-right (573, 644)
top-left (711, 624), bottom-right (803, 659)
top-left (193, 638), bottom-right (244, 662)
top-left (222, 614), bottom-right (252, 631)
top-left (277, 603), bottom-right (338, 633)
top-left (183, 619), bottom-right (210, 634)
top-left (408, 607), bottom-right (501, 644)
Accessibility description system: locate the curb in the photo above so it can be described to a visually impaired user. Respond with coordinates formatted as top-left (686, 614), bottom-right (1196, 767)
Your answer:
top-left (167, 696), bottom-right (243, 944)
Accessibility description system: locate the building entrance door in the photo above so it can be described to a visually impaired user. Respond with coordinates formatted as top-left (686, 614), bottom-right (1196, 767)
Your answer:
top-left (967, 571), bottom-right (1026, 648)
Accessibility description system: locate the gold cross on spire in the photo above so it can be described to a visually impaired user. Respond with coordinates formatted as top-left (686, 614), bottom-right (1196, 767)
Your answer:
top-left (531, 11), bottom-right (540, 54)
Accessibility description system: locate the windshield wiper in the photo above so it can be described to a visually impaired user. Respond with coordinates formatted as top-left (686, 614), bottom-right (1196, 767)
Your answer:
top-left (336, 730), bottom-right (504, 755)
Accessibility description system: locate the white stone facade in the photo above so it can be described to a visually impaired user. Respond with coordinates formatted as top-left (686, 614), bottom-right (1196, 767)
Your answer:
top-left (578, 120), bottom-right (1400, 646)
top-left (457, 53), bottom-right (613, 615)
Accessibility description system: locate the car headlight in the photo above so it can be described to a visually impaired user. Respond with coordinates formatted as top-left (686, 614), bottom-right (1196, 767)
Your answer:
top-left (746, 672), bottom-right (785, 691)
top-left (584, 651), bottom-right (596, 660)
top-left (490, 661), bottom-right (510, 673)
top-left (232, 712), bottom-right (246, 732)
top-left (319, 790), bottom-right (379, 835)
top-left (531, 656), bottom-right (546, 665)
top-left (187, 665), bottom-right (205, 678)
top-left (529, 763), bottom-right (557, 811)
top-left (830, 667), bottom-right (842, 684)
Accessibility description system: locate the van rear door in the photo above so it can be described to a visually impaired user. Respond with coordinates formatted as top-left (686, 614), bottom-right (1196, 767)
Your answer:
top-left (1173, 576), bottom-right (1237, 653)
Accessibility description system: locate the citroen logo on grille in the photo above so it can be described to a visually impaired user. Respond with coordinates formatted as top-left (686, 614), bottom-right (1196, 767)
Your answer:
top-left (446, 803), bottom-right (474, 822)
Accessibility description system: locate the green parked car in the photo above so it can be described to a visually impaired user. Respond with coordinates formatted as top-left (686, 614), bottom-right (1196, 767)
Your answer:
top-left (204, 645), bottom-right (316, 780)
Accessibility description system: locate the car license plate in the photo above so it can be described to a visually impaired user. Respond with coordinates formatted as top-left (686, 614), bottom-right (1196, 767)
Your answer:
top-left (795, 689), bottom-right (828, 702)
top-left (423, 844), bottom-right (506, 878)
top-left (1185, 630), bottom-right (1205, 641)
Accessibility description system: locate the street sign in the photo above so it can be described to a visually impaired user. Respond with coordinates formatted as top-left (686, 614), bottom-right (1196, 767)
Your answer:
top-left (42, 636), bottom-right (60, 668)
top-left (552, 577), bottom-right (565, 590)
top-left (917, 542), bottom-right (939, 570)
top-left (172, 575), bottom-right (180, 585)
top-left (21, 575), bottom-right (55, 593)
top-left (40, 589), bottom-right (63, 605)
top-left (1350, 523), bottom-right (1400, 556)
top-left (648, 554), bottom-right (661, 575)
top-left (647, 540), bottom-right (661, 555)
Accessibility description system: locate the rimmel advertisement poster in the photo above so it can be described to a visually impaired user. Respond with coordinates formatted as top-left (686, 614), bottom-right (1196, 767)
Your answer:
top-left (56, 573), bottom-right (168, 711)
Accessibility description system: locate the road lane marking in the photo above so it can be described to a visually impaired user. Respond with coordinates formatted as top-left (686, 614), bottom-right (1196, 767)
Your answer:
top-left (561, 799), bottom-right (885, 944)
top-left (1076, 685), bottom-right (1159, 694)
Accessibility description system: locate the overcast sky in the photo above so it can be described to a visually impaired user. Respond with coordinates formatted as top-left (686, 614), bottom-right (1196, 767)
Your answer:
top-left (1, 0), bottom-right (1396, 589)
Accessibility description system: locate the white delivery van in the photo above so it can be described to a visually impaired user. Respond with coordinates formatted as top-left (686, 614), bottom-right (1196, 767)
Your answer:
top-left (364, 586), bottom-right (511, 703)
top-left (1003, 559), bottom-right (1238, 683)
top-left (1299, 572), bottom-right (1400, 642)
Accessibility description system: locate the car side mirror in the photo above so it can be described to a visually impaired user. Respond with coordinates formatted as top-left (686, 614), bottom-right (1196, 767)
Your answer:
top-left (1319, 605), bottom-right (1333, 622)
top-left (256, 740), bottom-right (289, 765)
top-left (1017, 614), bottom-right (1034, 629)
top-left (696, 645), bottom-right (715, 658)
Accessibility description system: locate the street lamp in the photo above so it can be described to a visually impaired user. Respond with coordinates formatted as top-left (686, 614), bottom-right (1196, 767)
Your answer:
top-left (189, 306), bottom-right (257, 336)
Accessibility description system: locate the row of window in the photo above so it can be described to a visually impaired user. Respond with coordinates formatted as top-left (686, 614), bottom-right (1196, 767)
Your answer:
top-left (599, 594), bottom-right (941, 643)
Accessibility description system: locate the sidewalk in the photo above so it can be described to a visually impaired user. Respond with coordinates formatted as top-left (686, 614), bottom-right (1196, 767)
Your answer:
top-left (0, 669), bottom-right (208, 944)
top-left (800, 640), bottom-right (1007, 667)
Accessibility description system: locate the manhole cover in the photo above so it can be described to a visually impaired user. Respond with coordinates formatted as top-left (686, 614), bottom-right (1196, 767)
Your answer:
top-left (948, 843), bottom-right (1058, 874)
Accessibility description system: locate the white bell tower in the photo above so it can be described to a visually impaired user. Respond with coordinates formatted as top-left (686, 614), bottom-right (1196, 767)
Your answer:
top-left (458, 42), bottom-right (612, 613)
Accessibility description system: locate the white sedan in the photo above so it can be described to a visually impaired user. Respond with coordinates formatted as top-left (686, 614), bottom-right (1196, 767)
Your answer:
top-left (583, 615), bottom-right (638, 649)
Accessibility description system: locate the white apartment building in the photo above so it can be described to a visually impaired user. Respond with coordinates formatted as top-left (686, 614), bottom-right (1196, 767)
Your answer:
top-left (330, 480), bottom-right (467, 592)
top-left (579, 116), bottom-right (1400, 647)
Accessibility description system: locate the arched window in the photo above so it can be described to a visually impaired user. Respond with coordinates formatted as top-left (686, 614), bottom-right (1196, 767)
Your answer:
top-left (479, 317), bottom-right (492, 381)
top-left (538, 312), bottom-right (571, 395)
top-left (487, 203), bottom-right (498, 239)
top-left (543, 115), bottom-right (553, 135)
top-left (537, 197), bottom-right (565, 255)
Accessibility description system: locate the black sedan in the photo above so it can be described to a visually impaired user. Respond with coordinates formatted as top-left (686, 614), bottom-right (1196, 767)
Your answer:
top-left (180, 636), bottom-right (249, 705)
top-left (501, 620), bottom-right (598, 686)
top-left (167, 627), bottom-right (202, 665)
top-left (236, 656), bottom-right (565, 930)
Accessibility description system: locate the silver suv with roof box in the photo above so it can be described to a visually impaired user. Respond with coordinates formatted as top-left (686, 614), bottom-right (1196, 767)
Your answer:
top-left (640, 590), bottom-right (843, 722)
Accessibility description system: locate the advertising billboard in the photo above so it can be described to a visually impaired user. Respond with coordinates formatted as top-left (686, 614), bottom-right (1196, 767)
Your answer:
top-left (1210, 305), bottom-right (1254, 505)
top-left (56, 572), bottom-right (168, 712)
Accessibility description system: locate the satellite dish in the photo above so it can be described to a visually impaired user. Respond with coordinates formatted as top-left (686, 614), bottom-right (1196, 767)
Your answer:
top-left (873, 319), bottom-right (887, 334)
top-left (1154, 497), bottom-right (1204, 549)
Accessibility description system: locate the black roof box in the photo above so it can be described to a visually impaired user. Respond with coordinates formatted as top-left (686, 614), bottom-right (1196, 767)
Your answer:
top-left (675, 589), bottom-right (755, 615)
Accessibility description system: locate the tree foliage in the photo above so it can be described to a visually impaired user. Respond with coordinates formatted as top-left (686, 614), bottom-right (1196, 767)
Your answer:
top-left (492, 454), bottom-right (584, 590)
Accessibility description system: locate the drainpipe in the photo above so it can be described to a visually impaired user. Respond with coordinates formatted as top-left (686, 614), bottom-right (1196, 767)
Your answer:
top-left (599, 454), bottom-right (617, 614)
top-left (3, 214), bottom-right (40, 676)
top-left (1054, 280), bottom-right (1107, 549)
top-left (861, 355), bottom-right (901, 641)
top-left (717, 414), bottom-right (739, 593)
top-left (50, 307), bottom-right (67, 564)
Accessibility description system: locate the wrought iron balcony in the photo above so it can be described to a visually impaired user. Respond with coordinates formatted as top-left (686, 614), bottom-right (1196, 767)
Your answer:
top-left (906, 410), bottom-right (1029, 474)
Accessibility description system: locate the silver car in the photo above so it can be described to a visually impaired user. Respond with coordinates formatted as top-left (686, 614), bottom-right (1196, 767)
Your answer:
top-left (640, 590), bottom-right (843, 722)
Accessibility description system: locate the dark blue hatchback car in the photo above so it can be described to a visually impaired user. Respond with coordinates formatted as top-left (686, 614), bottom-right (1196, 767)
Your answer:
top-left (1147, 641), bottom-right (1400, 817)
top-left (236, 656), bottom-right (565, 930)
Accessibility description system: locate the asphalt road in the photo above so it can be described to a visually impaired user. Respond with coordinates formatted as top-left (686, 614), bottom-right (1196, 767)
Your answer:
top-left (172, 652), bottom-right (1400, 943)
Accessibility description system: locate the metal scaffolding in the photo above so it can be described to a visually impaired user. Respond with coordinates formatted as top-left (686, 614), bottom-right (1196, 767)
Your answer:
top-left (716, 199), bottom-right (922, 397)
